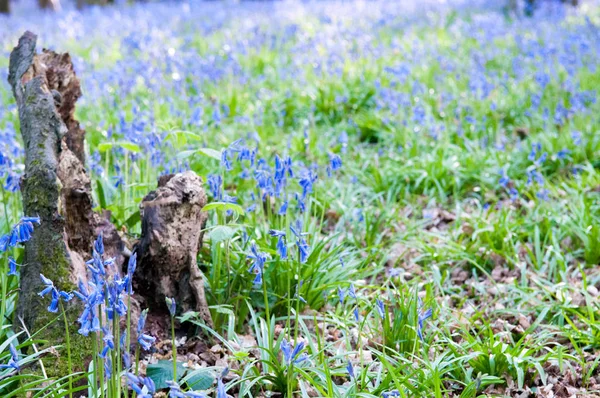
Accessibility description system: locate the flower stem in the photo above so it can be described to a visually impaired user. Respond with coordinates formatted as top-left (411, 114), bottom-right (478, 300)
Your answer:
top-left (171, 316), bottom-right (177, 382)
top-left (59, 301), bottom-right (73, 398)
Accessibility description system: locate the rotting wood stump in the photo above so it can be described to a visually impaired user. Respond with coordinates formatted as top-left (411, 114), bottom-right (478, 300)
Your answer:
top-left (8, 31), bottom-right (122, 332)
top-left (135, 171), bottom-right (214, 328)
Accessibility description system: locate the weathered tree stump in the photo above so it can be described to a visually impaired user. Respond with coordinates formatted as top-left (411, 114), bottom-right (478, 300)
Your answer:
top-left (8, 32), bottom-right (122, 331)
top-left (136, 171), bottom-right (214, 328)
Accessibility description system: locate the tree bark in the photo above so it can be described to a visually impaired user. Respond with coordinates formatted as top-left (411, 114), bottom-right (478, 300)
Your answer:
top-left (8, 31), bottom-right (73, 330)
top-left (0, 0), bottom-right (9, 15)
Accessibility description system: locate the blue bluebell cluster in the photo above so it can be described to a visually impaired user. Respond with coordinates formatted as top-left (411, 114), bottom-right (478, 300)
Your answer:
top-left (38, 274), bottom-right (73, 313)
top-left (38, 234), bottom-right (157, 387)
top-left (0, 216), bottom-right (40, 253)
top-left (247, 242), bottom-right (268, 285)
top-left (280, 338), bottom-right (308, 365)
top-left (0, 343), bottom-right (19, 372)
top-left (127, 373), bottom-right (156, 398)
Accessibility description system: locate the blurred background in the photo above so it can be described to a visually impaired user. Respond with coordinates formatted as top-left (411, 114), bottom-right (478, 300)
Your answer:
top-left (0, 0), bottom-right (584, 17)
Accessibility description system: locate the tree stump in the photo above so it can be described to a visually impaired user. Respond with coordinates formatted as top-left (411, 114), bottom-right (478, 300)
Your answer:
top-left (8, 32), bottom-right (123, 332)
top-left (136, 171), bottom-right (214, 328)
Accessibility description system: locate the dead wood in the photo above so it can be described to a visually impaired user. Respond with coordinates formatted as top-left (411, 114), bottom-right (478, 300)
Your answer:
top-left (136, 171), bottom-right (214, 328)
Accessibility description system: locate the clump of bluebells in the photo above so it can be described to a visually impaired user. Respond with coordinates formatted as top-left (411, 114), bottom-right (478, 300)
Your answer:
top-left (38, 235), bottom-right (154, 397)
top-left (0, 216), bottom-right (40, 253)
top-left (37, 234), bottom-right (210, 397)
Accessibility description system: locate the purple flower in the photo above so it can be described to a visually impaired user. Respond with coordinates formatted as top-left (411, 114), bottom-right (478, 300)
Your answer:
top-left (7, 257), bottom-right (19, 276)
top-left (417, 308), bottom-right (433, 340)
top-left (337, 287), bottom-right (345, 304)
top-left (281, 338), bottom-right (308, 365)
top-left (166, 297), bottom-right (176, 316)
top-left (346, 360), bottom-right (355, 379)
top-left (269, 229), bottom-right (287, 259)
top-left (127, 373), bottom-right (155, 398)
top-left (376, 299), bottom-right (385, 319)
top-left (0, 343), bottom-right (19, 371)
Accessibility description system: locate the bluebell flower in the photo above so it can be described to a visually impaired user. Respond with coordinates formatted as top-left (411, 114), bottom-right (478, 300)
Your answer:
top-left (329, 153), bottom-right (342, 172)
top-left (127, 373), bottom-right (155, 398)
top-left (536, 189), bottom-right (550, 201)
top-left (94, 233), bottom-right (104, 256)
top-left (0, 343), bottom-right (19, 371)
top-left (337, 287), bottom-right (345, 304)
top-left (535, 152), bottom-right (548, 166)
top-left (38, 274), bottom-right (71, 313)
top-left (137, 309), bottom-right (155, 350)
top-left (127, 253), bottom-right (137, 294)
top-left (7, 256), bottom-right (19, 276)
top-left (417, 308), bottom-right (433, 340)
top-left (290, 221), bottom-right (310, 263)
top-left (382, 390), bottom-right (401, 398)
top-left (217, 378), bottom-right (227, 398)
top-left (353, 307), bottom-right (360, 322)
top-left (254, 168), bottom-right (272, 191)
top-left (123, 352), bottom-right (132, 370)
top-left (557, 149), bottom-right (570, 159)
top-left (298, 168), bottom-right (317, 198)
top-left (346, 360), bottom-right (355, 380)
top-left (77, 302), bottom-right (101, 336)
top-left (168, 381), bottom-right (207, 398)
top-left (376, 299), bottom-right (385, 319)
top-left (278, 200), bottom-right (288, 215)
top-left (247, 243), bottom-right (268, 285)
top-left (166, 297), bottom-right (176, 316)
top-left (104, 357), bottom-right (112, 379)
top-left (100, 327), bottom-right (115, 358)
top-left (268, 229), bottom-right (287, 259)
top-left (48, 290), bottom-right (60, 313)
top-left (207, 174), bottom-right (223, 200)
top-left (0, 216), bottom-right (40, 253)
top-left (105, 276), bottom-right (127, 321)
top-left (348, 284), bottom-right (356, 299)
top-left (281, 338), bottom-right (308, 365)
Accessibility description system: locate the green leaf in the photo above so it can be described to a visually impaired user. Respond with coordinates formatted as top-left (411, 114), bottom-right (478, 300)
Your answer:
top-left (146, 360), bottom-right (186, 390)
top-left (124, 211), bottom-right (141, 230)
top-left (178, 311), bottom-right (200, 324)
top-left (197, 148), bottom-right (222, 160)
top-left (176, 150), bottom-right (198, 161)
top-left (95, 179), bottom-right (107, 209)
top-left (209, 226), bottom-right (236, 243)
top-left (97, 141), bottom-right (141, 153)
top-left (202, 202), bottom-right (245, 215)
top-left (184, 369), bottom-right (215, 391)
top-left (177, 148), bottom-right (221, 161)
